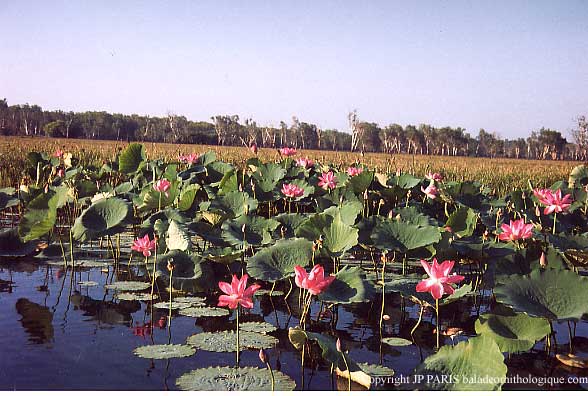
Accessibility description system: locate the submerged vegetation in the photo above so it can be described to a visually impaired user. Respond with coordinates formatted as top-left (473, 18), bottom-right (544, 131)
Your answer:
top-left (2, 140), bottom-right (588, 390)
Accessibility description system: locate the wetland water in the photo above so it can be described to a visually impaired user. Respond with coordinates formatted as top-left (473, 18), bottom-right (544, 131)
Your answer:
top-left (1, 244), bottom-right (587, 391)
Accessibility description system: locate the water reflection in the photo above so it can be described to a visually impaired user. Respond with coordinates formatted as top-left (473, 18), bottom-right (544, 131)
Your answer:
top-left (70, 292), bottom-right (140, 325)
top-left (15, 298), bottom-right (54, 344)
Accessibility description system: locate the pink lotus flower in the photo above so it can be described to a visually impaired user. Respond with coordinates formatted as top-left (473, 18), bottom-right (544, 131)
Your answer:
top-left (153, 179), bottom-right (171, 198)
top-left (281, 183), bottom-right (305, 199)
top-left (296, 157), bottom-right (314, 168)
top-left (416, 258), bottom-right (465, 300)
top-left (318, 171), bottom-right (336, 190)
top-left (131, 234), bottom-right (156, 257)
top-left (250, 143), bottom-right (258, 155)
top-left (426, 172), bottom-right (443, 182)
top-left (421, 183), bottom-right (438, 199)
top-left (178, 153), bottom-right (199, 164)
top-left (533, 188), bottom-right (572, 215)
top-left (498, 219), bottom-right (534, 242)
top-left (57, 168), bottom-right (65, 178)
top-left (279, 147), bottom-right (297, 157)
top-left (294, 264), bottom-right (336, 295)
top-left (346, 166), bottom-right (364, 177)
top-left (53, 149), bottom-right (65, 158)
top-left (218, 274), bottom-right (261, 309)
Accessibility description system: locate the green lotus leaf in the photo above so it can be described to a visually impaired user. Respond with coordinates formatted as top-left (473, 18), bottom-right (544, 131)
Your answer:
top-left (153, 301), bottom-right (193, 310)
top-left (274, 213), bottom-right (307, 238)
top-left (176, 366), bottom-right (296, 391)
top-left (104, 281), bottom-right (150, 291)
top-left (18, 188), bottom-right (65, 241)
top-left (203, 246), bottom-right (243, 265)
top-left (177, 184), bottom-right (201, 212)
top-left (0, 187), bottom-right (19, 210)
top-left (390, 174), bottom-right (421, 189)
top-left (247, 238), bottom-right (313, 282)
top-left (414, 335), bottom-right (507, 391)
top-left (209, 191), bottom-right (258, 218)
top-left (283, 178), bottom-right (314, 201)
top-left (139, 180), bottom-right (180, 211)
top-left (384, 275), bottom-right (470, 308)
top-left (253, 162), bottom-right (286, 192)
top-left (254, 289), bottom-right (284, 297)
top-left (394, 206), bottom-right (439, 227)
top-left (186, 331), bottom-right (277, 352)
top-left (569, 164), bottom-right (588, 187)
top-left (221, 215), bottom-right (279, 247)
top-left (475, 306), bottom-right (551, 353)
top-left (494, 268), bottom-right (588, 321)
top-left (445, 206), bottom-right (477, 237)
top-left (153, 250), bottom-right (214, 293)
top-left (322, 213), bottom-right (359, 257)
top-left (349, 170), bottom-right (374, 194)
top-left (206, 161), bottom-right (234, 183)
top-left (116, 292), bottom-right (156, 301)
top-left (178, 306), bottom-right (230, 317)
top-left (217, 168), bottom-right (238, 195)
top-left (318, 266), bottom-right (376, 304)
top-left (381, 337), bottom-right (413, 347)
top-left (166, 219), bottom-right (192, 251)
top-left (133, 344), bottom-right (195, 359)
top-left (0, 228), bottom-right (38, 257)
top-left (371, 219), bottom-right (441, 253)
top-left (72, 197), bottom-right (132, 241)
top-left (173, 296), bottom-right (207, 305)
top-left (239, 321), bottom-right (278, 333)
top-left (118, 143), bottom-right (146, 174)
top-left (323, 201), bottom-right (364, 225)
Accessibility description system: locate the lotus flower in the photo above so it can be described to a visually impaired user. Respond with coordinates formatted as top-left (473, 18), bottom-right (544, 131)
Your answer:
top-left (426, 172), bottom-right (443, 182)
top-left (498, 219), bottom-right (534, 241)
top-left (421, 183), bottom-right (438, 199)
top-left (415, 258), bottom-right (464, 300)
top-left (250, 143), bottom-right (258, 155)
top-left (346, 166), bottom-right (363, 177)
top-left (318, 171), bottom-right (336, 190)
top-left (296, 157), bottom-right (314, 168)
top-left (57, 168), bottom-right (65, 178)
top-left (218, 274), bottom-right (261, 309)
top-left (53, 149), bottom-right (65, 158)
top-left (178, 153), bottom-right (199, 164)
top-left (281, 183), bottom-right (305, 198)
top-left (279, 147), bottom-right (297, 157)
top-left (534, 188), bottom-right (573, 215)
top-left (131, 234), bottom-right (156, 257)
top-left (294, 264), bottom-right (336, 295)
top-left (153, 179), bottom-right (171, 197)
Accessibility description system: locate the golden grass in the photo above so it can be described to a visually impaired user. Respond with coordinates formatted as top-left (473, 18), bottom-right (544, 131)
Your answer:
top-left (0, 136), bottom-right (582, 194)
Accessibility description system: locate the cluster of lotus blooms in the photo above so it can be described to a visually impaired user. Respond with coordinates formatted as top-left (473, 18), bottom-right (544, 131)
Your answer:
top-left (129, 157), bottom-right (575, 307)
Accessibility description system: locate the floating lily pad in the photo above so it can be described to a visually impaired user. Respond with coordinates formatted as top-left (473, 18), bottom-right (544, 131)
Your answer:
top-left (381, 337), bottom-right (412, 347)
top-left (186, 331), bottom-right (277, 352)
top-left (175, 366), bottom-right (296, 391)
top-left (133, 344), bottom-right (195, 359)
top-left (239, 322), bottom-right (277, 333)
top-left (116, 292), bottom-right (157, 301)
top-left (173, 296), bottom-right (207, 305)
top-left (178, 306), bottom-right (230, 317)
top-left (104, 281), bottom-right (150, 291)
top-left (78, 281), bottom-right (99, 287)
top-left (414, 335), bottom-right (507, 391)
top-left (254, 289), bottom-right (285, 297)
top-left (153, 301), bottom-right (192, 310)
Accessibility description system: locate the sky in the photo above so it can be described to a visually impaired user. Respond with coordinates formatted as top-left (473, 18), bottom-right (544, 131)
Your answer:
top-left (1, 1), bottom-right (587, 139)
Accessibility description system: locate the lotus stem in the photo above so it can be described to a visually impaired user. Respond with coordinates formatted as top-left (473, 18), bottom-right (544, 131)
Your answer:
top-left (339, 347), bottom-right (351, 391)
top-left (236, 307), bottom-right (240, 366)
top-left (285, 277), bottom-right (293, 300)
top-left (435, 298), bottom-right (440, 350)
top-left (158, 191), bottom-right (162, 212)
top-left (168, 265), bottom-right (173, 331)
top-left (553, 212), bottom-right (557, 235)
top-left (58, 233), bottom-right (67, 268)
top-left (69, 227), bottom-right (74, 269)
top-left (411, 304), bottom-right (425, 339)
top-left (568, 320), bottom-right (573, 354)
top-left (266, 361), bottom-right (275, 392)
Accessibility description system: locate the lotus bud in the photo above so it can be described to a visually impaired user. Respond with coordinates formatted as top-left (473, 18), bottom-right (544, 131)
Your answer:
top-left (383, 314), bottom-right (390, 321)
top-left (259, 348), bottom-right (268, 364)
top-left (241, 224), bottom-right (246, 233)
top-left (496, 208), bottom-right (503, 217)
top-left (540, 252), bottom-right (547, 268)
top-left (363, 190), bottom-right (368, 200)
top-left (388, 210), bottom-right (394, 219)
top-left (381, 253), bottom-right (387, 264)
top-left (379, 199), bottom-right (385, 207)
top-left (396, 168), bottom-right (401, 176)
top-left (336, 338), bottom-right (343, 353)
top-left (535, 206), bottom-right (541, 217)
top-left (406, 190), bottom-right (412, 198)
top-left (166, 261), bottom-right (175, 272)
top-left (239, 184), bottom-right (243, 192)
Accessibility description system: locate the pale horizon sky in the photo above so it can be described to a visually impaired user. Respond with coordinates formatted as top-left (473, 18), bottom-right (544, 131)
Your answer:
top-left (1, 1), bottom-right (587, 139)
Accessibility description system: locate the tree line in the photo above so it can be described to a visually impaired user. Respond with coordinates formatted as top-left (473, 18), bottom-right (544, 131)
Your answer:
top-left (1, 99), bottom-right (586, 160)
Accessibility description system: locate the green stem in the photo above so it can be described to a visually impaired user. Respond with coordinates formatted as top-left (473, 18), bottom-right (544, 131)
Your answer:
top-left (69, 227), bottom-right (74, 268)
top-left (266, 362), bottom-right (275, 392)
top-left (236, 307), bottom-right (240, 366)
top-left (341, 350), bottom-right (351, 391)
top-left (411, 304), bottom-right (425, 339)
top-left (553, 212), bottom-right (557, 235)
top-left (168, 266), bottom-right (173, 332)
top-left (158, 191), bottom-right (162, 212)
top-left (435, 299), bottom-right (440, 350)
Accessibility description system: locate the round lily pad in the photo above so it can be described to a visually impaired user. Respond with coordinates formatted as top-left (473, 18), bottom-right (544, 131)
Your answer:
top-left (105, 281), bottom-right (150, 291)
top-left (382, 337), bottom-right (413, 347)
top-left (173, 296), bottom-right (207, 306)
top-left (358, 363), bottom-right (395, 377)
top-left (133, 344), bottom-right (195, 359)
top-left (116, 292), bottom-right (157, 301)
top-left (176, 366), bottom-right (296, 391)
top-left (254, 289), bottom-right (285, 297)
top-left (186, 331), bottom-right (277, 352)
top-left (178, 306), bottom-right (230, 318)
top-left (239, 321), bottom-right (278, 334)
top-left (78, 281), bottom-right (99, 287)
top-left (153, 301), bottom-right (192, 310)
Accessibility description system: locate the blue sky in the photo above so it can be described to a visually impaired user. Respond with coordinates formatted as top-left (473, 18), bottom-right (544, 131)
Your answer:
top-left (1, 1), bottom-right (587, 138)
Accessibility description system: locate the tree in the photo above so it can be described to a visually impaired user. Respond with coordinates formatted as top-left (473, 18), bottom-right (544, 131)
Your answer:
top-left (572, 115), bottom-right (588, 160)
top-left (348, 110), bottom-right (363, 152)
